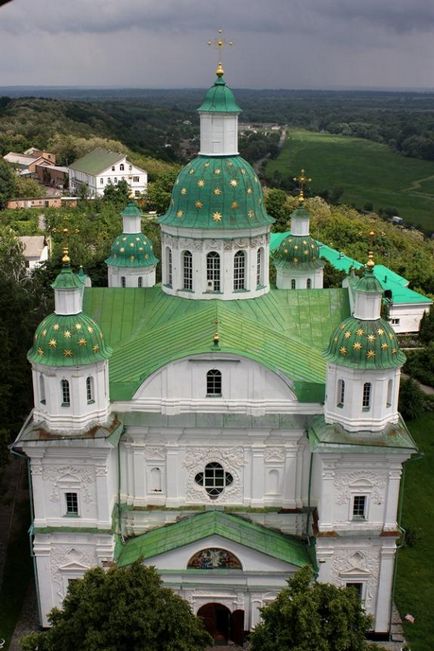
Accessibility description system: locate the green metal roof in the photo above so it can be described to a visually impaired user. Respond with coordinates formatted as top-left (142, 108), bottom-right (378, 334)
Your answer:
top-left (51, 266), bottom-right (84, 290)
top-left (69, 148), bottom-right (123, 175)
top-left (105, 233), bottom-right (158, 268)
top-left (325, 316), bottom-right (405, 369)
top-left (270, 233), bottom-right (431, 306)
top-left (28, 312), bottom-right (112, 367)
top-left (116, 511), bottom-right (312, 568)
top-left (83, 286), bottom-right (350, 402)
top-left (159, 155), bottom-right (274, 230)
top-left (309, 414), bottom-right (417, 453)
top-left (197, 76), bottom-right (241, 113)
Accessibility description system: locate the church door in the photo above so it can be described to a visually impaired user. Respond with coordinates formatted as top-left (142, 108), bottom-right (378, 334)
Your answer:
top-left (230, 609), bottom-right (245, 645)
top-left (197, 603), bottom-right (231, 643)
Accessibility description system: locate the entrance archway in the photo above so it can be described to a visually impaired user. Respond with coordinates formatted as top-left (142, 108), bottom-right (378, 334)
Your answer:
top-left (197, 603), bottom-right (244, 645)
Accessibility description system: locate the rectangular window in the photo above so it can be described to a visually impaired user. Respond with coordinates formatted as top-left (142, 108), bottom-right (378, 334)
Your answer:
top-left (391, 318), bottom-right (400, 325)
top-left (206, 253), bottom-right (220, 292)
top-left (362, 382), bottom-right (371, 410)
top-left (100, 178), bottom-right (104, 184)
top-left (352, 495), bottom-right (367, 520)
top-left (65, 492), bottom-right (78, 516)
top-left (233, 251), bottom-right (246, 291)
top-left (337, 379), bottom-right (345, 408)
top-left (133, 176), bottom-right (140, 183)
top-left (183, 251), bottom-right (193, 290)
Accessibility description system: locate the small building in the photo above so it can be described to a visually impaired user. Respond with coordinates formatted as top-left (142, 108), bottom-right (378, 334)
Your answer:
top-left (6, 196), bottom-right (78, 210)
top-left (68, 148), bottom-right (147, 198)
top-left (18, 235), bottom-right (49, 271)
top-left (35, 163), bottom-right (69, 189)
top-left (4, 151), bottom-right (56, 176)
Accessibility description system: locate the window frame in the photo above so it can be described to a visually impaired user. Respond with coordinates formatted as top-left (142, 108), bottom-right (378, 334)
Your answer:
top-left (165, 247), bottom-right (172, 287)
top-left (65, 492), bottom-right (79, 517)
top-left (206, 251), bottom-right (220, 292)
top-left (233, 250), bottom-right (246, 291)
top-left (337, 379), bottom-right (345, 408)
top-left (183, 250), bottom-right (193, 291)
top-left (362, 382), bottom-right (372, 411)
top-left (352, 494), bottom-right (367, 520)
top-left (86, 376), bottom-right (94, 404)
top-left (291, 279), bottom-right (296, 290)
top-left (195, 462), bottom-right (233, 499)
top-left (61, 379), bottom-right (70, 407)
top-left (206, 369), bottom-right (222, 397)
top-left (256, 247), bottom-right (264, 288)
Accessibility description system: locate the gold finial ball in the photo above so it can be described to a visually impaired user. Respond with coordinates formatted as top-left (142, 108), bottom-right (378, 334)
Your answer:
top-left (216, 62), bottom-right (224, 78)
top-left (62, 247), bottom-right (70, 265)
top-left (366, 251), bottom-right (375, 268)
top-left (213, 332), bottom-right (220, 344)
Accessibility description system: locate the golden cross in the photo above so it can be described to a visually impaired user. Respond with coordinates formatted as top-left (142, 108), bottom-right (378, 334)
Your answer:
top-left (208, 29), bottom-right (233, 77)
top-left (52, 226), bottom-right (79, 265)
top-left (293, 169), bottom-right (312, 203)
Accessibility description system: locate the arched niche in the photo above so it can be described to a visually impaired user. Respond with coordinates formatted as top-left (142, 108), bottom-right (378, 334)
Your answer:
top-left (187, 548), bottom-right (242, 570)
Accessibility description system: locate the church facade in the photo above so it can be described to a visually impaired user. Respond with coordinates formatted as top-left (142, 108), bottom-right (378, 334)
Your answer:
top-left (14, 63), bottom-right (417, 643)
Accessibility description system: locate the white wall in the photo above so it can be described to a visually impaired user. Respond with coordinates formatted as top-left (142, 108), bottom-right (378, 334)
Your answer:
top-left (389, 303), bottom-right (431, 333)
top-left (276, 266), bottom-right (323, 290)
top-left (108, 265), bottom-right (156, 288)
top-left (69, 157), bottom-right (147, 198)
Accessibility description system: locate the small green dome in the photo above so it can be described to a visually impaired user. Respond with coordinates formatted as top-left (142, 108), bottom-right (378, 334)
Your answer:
top-left (352, 268), bottom-right (383, 294)
top-left (28, 313), bottom-right (112, 367)
top-left (51, 266), bottom-right (84, 290)
top-left (121, 201), bottom-right (142, 218)
top-left (159, 155), bottom-right (274, 230)
top-left (105, 233), bottom-right (158, 268)
top-left (274, 234), bottom-right (322, 270)
top-left (325, 316), bottom-right (405, 369)
top-left (198, 76), bottom-right (241, 113)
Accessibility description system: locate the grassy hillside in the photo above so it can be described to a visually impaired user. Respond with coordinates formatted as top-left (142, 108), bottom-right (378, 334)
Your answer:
top-left (266, 129), bottom-right (434, 231)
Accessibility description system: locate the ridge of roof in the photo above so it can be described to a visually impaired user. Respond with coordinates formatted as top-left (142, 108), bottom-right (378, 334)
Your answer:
top-left (69, 148), bottom-right (125, 175)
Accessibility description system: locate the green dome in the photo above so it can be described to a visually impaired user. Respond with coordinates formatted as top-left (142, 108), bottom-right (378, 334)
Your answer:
top-left (159, 155), bottom-right (274, 230)
top-left (352, 268), bottom-right (383, 294)
top-left (105, 233), bottom-right (158, 268)
top-left (198, 76), bottom-right (241, 113)
top-left (274, 234), bottom-right (322, 270)
top-left (51, 266), bottom-right (83, 290)
top-left (121, 201), bottom-right (142, 218)
top-left (28, 312), bottom-right (112, 367)
top-left (325, 316), bottom-right (405, 369)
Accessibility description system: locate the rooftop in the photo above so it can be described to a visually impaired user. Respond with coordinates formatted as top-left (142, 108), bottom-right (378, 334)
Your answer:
top-left (69, 148), bottom-right (125, 175)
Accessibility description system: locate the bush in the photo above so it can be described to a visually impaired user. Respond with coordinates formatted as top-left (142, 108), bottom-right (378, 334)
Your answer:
top-left (399, 378), bottom-right (426, 420)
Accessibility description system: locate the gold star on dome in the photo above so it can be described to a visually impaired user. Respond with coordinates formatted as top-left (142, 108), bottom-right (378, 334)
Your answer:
top-left (130, 255), bottom-right (135, 261)
top-left (130, 242), bottom-right (134, 248)
top-left (304, 250), bottom-right (309, 255)
top-left (339, 324), bottom-right (345, 330)
top-left (88, 326), bottom-right (94, 333)
top-left (176, 210), bottom-right (184, 218)
top-left (53, 324), bottom-right (59, 331)
top-left (231, 201), bottom-right (239, 209)
top-left (75, 323), bottom-right (82, 330)
top-left (367, 334), bottom-right (376, 342)
top-left (367, 350), bottom-right (375, 359)
top-left (136, 237), bottom-right (140, 241)
top-left (284, 248), bottom-right (288, 254)
top-left (334, 336), bottom-right (338, 343)
top-left (214, 168), bottom-right (221, 175)
top-left (391, 348), bottom-right (398, 354)
top-left (353, 342), bottom-right (362, 350)
top-left (204, 161), bottom-right (210, 167)
top-left (78, 337), bottom-right (87, 346)
top-left (145, 254), bottom-right (148, 259)
top-left (138, 247), bottom-right (144, 252)
top-left (356, 328), bottom-right (364, 336)
top-left (92, 344), bottom-right (100, 353)
top-left (294, 245), bottom-right (299, 250)
top-left (48, 338), bottom-right (57, 348)
top-left (311, 244), bottom-right (315, 249)
top-left (181, 188), bottom-right (187, 195)
top-left (212, 212), bottom-right (222, 222)
top-left (227, 161), bottom-right (233, 167)
top-left (120, 247), bottom-right (125, 253)
top-left (198, 179), bottom-right (205, 188)
top-left (64, 330), bottom-right (71, 339)
top-left (303, 240), bottom-right (307, 245)
top-left (195, 201), bottom-right (203, 209)
top-left (122, 237), bottom-right (127, 241)
top-left (64, 349), bottom-right (73, 357)
top-left (344, 331), bottom-right (351, 339)
top-left (248, 210), bottom-right (255, 218)
top-left (41, 329), bottom-right (47, 337)
top-left (377, 328), bottom-right (384, 335)
top-left (294, 258), bottom-right (299, 263)
top-left (247, 187), bottom-right (252, 194)
top-left (189, 168), bottom-right (195, 175)
top-left (213, 187), bottom-right (222, 195)
top-left (381, 343), bottom-right (389, 350)
top-left (37, 347), bottom-right (44, 356)
top-left (339, 346), bottom-right (348, 355)
top-left (240, 168), bottom-right (246, 175)
top-left (230, 179), bottom-right (238, 187)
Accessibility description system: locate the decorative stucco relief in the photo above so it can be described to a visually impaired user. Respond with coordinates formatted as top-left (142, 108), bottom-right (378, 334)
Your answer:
top-left (184, 447), bottom-right (244, 504)
top-left (330, 548), bottom-right (380, 611)
top-left (334, 472), bottom-right (386, 506)
top-left (264, 448), bottom-right (285, 463)
top-left (45, 466), bottom-right (95, 504)
top-left (50, 545), bottom-right (96, 599)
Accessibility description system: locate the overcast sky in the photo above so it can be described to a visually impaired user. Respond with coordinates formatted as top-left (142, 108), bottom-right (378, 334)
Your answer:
top-left (1, 0), bottom-right (434, 89)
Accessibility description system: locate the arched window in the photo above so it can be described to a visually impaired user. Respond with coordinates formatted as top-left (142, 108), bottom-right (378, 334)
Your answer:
top-left (39, 374), bottom-right (46, 404)
top-left (207, 369), bottom-right (222, 396)
top-left (195, 462), bottom-right (233, 499)
top-left (188, 548), bottom-right (242, 569)
top-left (165, 247), bottom-right (172, 286)
top-left (61, 379), bottom-right (70, 406)
top-left (386, 379), bottom-right (393, 407)
top-left (233, 250), bottom-right (246, 291)
top-left (183, 250), bottom-right (192, 290)
top-left (138, 276), bottom-right (143, 288)
top-left (337, 379), bottom-right (345, 407)
top-left (307, 278), bottom-right (312, 289)
top-left (291, 279), bottom-right (296, 290)
top-left (256, 248), bottom-right (264, 288)
top-left (150, 467), bottom-right (162, 492)
top-left (119, 163), bottom-right (124, 171)
top-left (86, 376), bottom-right (94, 403)
top-left (206, 252), bottom-right (220, 292)
top-left (121, 276), bottom-right (126, 288)
top-left (362, 382), bottom-right (371, 410)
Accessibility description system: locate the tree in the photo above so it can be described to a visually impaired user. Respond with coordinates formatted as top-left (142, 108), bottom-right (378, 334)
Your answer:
top-left (145, 170), bottom-right (178, 215)
top-left (14, 176), bottom-right (44, 199)
top-left (250, 566), bottom-right (376, 651)
top-left (0, 159), bottom-right (16, 208)
top-left (264, 188), bottom-right (293, 232)
top-left (419, 305), bottom-right (434, 345)
top-left (103, 179), bottom-right (131, 205)
top-left (399, 377), bottom-right (426, 421)
top-left (21, 560), bottom-right (212, 651)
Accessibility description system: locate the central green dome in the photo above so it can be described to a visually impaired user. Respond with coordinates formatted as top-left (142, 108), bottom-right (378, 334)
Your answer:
top-left (159, 155), bottom-right (274, 230)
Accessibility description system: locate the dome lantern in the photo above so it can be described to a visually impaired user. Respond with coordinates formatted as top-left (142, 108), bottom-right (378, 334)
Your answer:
top-left (52, 249), bottom-right (84, 316)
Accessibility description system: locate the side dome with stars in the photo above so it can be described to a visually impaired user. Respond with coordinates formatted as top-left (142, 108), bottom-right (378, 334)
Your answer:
top-left (325, 317), bottom-right (405, 369)
top-left (159, 155), bottom-right (274, 230)
top-left (28, 312), bottom-right (112, 367)
top-left (274, 234), bottom-right (322, 269)
top-left (105, 232), bottom-right (158, 268)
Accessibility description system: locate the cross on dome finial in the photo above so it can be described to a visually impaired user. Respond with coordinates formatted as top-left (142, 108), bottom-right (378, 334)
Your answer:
top-left (208, 29), bottom-right (233, 78)
top-left (293, 169), bottom-right (312, 204)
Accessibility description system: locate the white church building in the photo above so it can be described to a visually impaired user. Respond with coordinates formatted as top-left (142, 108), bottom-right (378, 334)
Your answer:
top-left (14, 62), bottom-right (417, 645)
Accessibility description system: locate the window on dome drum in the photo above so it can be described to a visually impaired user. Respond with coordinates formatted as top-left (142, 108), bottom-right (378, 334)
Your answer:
top-left (352, 495), bottom-right (367, 520)
top-left (233, 250), bottom-right (246, 291)
top-left (337, 379), bottom-right (345, 408)
top-left (291, 279), bottom-right (296, 290)
top-left (195, 462), bottom-right (233, 499)
top-left (65, 492), bottom-right (78, 516)
top-left (121, 276), bottom-right (126, 288)
top-left (183, 251), bottom-right (193, 290)
top-left (166, 247), bottom-right (172, 286)
top-left (386, 379), bottom-right (393, 408)
top-left (307, 278), bottom-right (312, 289)
top-left (207, 369), bottom-right (222, 397)
top-left (61, 379), bottom-right (70, 407)
top-left (206, 252), bottom-right (220, 292)
top-left (39, 374), bottom-right (46, 404)
top-left (346, 583), bottom-right (363, 601)
top-left (120, 163), bottom-right (124, 171)
top-left (256, 247), bottom-right (264, 288)
top-left (86, 376), bottom-right (94, 404)
top-left (362, 382), bottom-right (371, 411)
top-left (138, 277), bottom-right (143, 288)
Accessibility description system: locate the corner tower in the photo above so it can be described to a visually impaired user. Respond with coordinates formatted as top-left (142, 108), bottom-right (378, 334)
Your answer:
top-left (159, 64), bottom-right (274, 300)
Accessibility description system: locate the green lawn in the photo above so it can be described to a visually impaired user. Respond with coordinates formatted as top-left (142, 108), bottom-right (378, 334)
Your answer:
top-left (395, 412), bottom-right (434, 650)
top-left (265, 129), bottom-right (434, 230)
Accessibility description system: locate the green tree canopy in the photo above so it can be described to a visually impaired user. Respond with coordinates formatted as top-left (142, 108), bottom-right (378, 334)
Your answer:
top-left (250, 566), bottom-right (377, 651)
top-left (0, 159), bottom-right (16, 208)
top-left (264, 188), bottom-right (293, 232)
top-left (21, 560), bottom-right (212, 651)
top-left (419, 305), bottom-right (434, 345)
